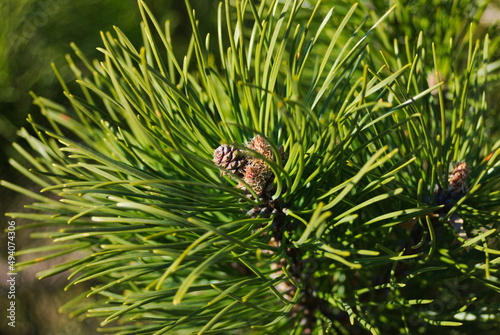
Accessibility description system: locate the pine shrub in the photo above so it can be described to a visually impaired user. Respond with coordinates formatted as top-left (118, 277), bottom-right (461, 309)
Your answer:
top-left (3, 0), bottom-right (500, 334)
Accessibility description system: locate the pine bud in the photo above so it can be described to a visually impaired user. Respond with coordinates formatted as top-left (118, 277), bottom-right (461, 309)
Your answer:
top-left (247, 135), bottom-right (275, 160)
top-left (246, 135), bottom-right (287, 162)
top-left (213, 144), bottom-right (247, 176)
top-left (243, 158), bottom-right (273, 195)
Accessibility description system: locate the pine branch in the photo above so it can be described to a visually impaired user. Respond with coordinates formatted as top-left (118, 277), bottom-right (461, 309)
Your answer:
top-left (2, 0), bottom-right (500, 334)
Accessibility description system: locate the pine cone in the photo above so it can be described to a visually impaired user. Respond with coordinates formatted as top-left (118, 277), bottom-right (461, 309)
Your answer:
top-left (213, 144), bottom-right (247, 176)
top-left (214, 137), bottom-right (287, 218)
top-left (433, 161), bottom-right (470, 216)
top-left (448, 161), bottom-right (469, 198)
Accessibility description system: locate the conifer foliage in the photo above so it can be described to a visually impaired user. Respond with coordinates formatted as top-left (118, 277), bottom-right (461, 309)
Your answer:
top-left (2, 0), bottom-right (500, 334)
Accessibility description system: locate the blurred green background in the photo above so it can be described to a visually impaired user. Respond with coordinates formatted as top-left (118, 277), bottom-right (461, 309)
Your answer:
top-left (0, 0), bottom-right (219, 166)
top-left (0, 1), bottom-right (499, 334)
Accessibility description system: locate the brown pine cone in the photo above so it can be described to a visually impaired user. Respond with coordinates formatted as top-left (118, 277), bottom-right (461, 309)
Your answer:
top-left (213, 144), bottom-right (247, 176)
top-left (448, 161), bottom-right (469, 198)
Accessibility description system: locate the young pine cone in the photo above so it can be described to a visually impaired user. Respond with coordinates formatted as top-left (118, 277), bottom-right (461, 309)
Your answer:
top-left (213, 144), bottom-right (247, 176)
top-left (214, 136), bottom-right (286, 198)
top-left (433, 161), bottom-right (470, 214)
top-left (448, 161), bottom-right (469, 198)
